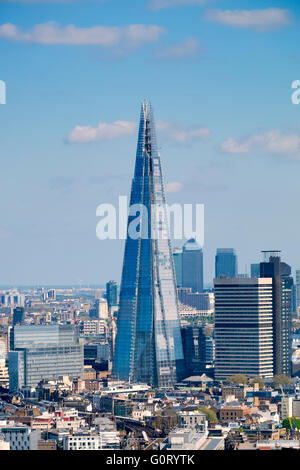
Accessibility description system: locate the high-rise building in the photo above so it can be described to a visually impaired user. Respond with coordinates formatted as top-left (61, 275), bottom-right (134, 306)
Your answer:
top-left (260, 252), bottom-right (293, 376)
top-left (90, 298), bottom-right (108, 320)
top-left (113, 101), bottom-right (184, 387)
top-left (47, 289), bottom-right (56, 300)
top-left (106, 281), bottom-right (118, 311)
top-left (181, 325), bottom-right (206, 377)
top-left (214, 277), bottom-right (274, 381)
top-left (215, 248), bottom-right (237, 279)
top-left (9, 324), bottom-right (83, 391)
top-left (13, 307), bottom-right (25, 326)
top-left (173, 248), bottom-right (183, 288)
top-left (296, 270), bottom-right (300, 310)
top-left (251, 263), bottom-right (260, 278)
top-left (182, 238), bottom-right (203, 293)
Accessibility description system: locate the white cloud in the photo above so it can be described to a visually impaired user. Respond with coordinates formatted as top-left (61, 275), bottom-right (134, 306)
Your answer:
top-left (204, 8), bottom-right (292, 31)
top-left (157, 120), bottom-right (210, 144)
top-left (155, 37), bottom-right (201, 59)
top-left (67, 121), bottom-right (136, 143)
top-left (166, 182), bottom-right (183, 193)
top-left (221, 130), bottom-right (300, 159)
top-left (0, 22), bottom-right (165, 48)
top-left (67, 118), bottom-right (209, 145)
top-left (149, 0), bottom-right (208, 10)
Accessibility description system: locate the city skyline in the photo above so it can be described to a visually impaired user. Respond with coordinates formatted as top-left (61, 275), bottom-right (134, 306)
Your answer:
top-left (1, 0), bottom-right (300, 286)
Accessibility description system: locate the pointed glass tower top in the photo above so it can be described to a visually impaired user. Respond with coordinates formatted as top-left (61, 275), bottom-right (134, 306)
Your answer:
top-left (113, 101), bottom-right (184, 388)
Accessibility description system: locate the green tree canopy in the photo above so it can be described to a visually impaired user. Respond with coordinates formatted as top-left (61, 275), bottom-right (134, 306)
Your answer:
top-left (272, 374), bottom-right (292, 388)
top-left (198, 407), bottom-right (218, 423)
top-left (282, 417), bottom-right (300, 430)
top-left (226, 374), bottom-right (248, 385)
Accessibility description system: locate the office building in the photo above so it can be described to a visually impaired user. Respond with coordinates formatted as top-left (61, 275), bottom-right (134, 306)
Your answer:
top-left (296, 270), bottom-right (300, 310)
top-left (106, 281), bottom-right (118, 311)
top-left (90, 299), bottom-right (108, 320)
top-left (113, 101), bottom-right (184, 387)
top-left (260, 252), bottom-right (293, 376)
top-left (215, 248), bottom-right (237, 279)
top-left (205, 338), bottom-right (215, 366)
top-left (214, 277), bottom-right (274, 381)
top-left (251, 264), bottom-right (260, 278)
top-left (178, 288), bottom-right (214, 316)
top-left (13, 307), bottom-right (25, 326)
top-left (181, 325), bottom-right (206, 377)
top-left (0, 423), bottom-right (38, 450)
top-left (173, 248), bottom-right (183, 288)
top-left (9, 324), bottom-right (83, 391)
top-left (182, 238), bottom-right (203, 293)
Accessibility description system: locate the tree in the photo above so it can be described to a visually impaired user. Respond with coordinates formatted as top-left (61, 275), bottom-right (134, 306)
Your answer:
top-left (272, 374), bottom-right (292, 389)
top-left (226, 374), bottom-right (248, 385)
top-left (282, 417), bottom-right (300, 430)
top-left (198, 407), bottom-right (218, 423)
top-left (249, 376), bottom-right (265, 389)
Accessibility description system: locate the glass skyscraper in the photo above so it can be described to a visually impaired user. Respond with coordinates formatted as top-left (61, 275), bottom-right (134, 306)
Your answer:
top-left (182, 238), bottom-right (204, 293)
top-left (260, 252), bottom-right (293, 376)
top-left (215, 248), bottom-right (238, 279)
top-left (113, 101), bottom-right (184, 388)
top-left (106, 280), bottom-right (118, 310)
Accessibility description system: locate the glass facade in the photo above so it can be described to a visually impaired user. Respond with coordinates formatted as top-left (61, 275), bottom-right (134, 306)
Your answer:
top-left (106, 281), bottom-right (118, 310)
top-left (181, 325), bottom-right (206, 377)
top-left (182, 238), bottom-right (203, 293)
top-left (260, 256), bottom-right (293, 376)
top-left (9, 324), bottom-right (83, 391)
top-left (215, 248), bottom-right (238, 279)
top-left (113, 101), bottom-right (184, 387)
top-left (214, 278), bottom-right (274, 380)
top-left (173, 248), bottom-right (183, 288)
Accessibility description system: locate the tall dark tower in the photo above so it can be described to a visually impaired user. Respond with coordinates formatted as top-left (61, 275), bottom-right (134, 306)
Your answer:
top-left (260, 251), bottom-right (293, 376)
top-left (106, 281), bottom-right (118, 310)
top-left (113, 101), bottom-right (184, 387)
top-left (182, 238), bottom-right (203, 293)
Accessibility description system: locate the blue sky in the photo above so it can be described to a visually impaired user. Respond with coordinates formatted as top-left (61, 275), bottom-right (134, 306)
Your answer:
top-left (0, 0), bottom-right (300, 286)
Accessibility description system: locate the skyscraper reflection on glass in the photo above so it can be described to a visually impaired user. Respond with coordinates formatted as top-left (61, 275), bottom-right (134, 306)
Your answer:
top-left (113, 101), bottom-right (184, 387)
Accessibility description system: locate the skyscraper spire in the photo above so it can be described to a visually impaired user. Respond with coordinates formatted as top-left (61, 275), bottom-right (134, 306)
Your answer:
top-left (113, 101), bottom-right (184, 387)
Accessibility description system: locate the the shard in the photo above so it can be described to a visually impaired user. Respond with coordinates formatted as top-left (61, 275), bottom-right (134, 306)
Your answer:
top-left (113, 101), bottom-right (184, 388)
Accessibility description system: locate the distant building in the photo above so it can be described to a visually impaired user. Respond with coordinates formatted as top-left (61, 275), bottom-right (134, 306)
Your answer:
top-left (182, 238), bottom-right (203, 293)
top-left (181, 325), bottom-right (206, 377)
top-left (179, 410), bottom-right (207, 433)
top-left (205, 338), bottom-right (215, 366)
top-left (173, 248), bottom-right (183, 288)
top-left (0, 291), bottom-right (25, 307)
top-left (82, 319), bottom-right (107, 336)
top-left (296, 270), bottom-right (300, 310)
top-left (90, 299), bottom-right (108, 320)
top-left (63, 431), bottom-right (120, 450)
top-left (260, 252), bottom-right (293, 375)
top-left (106, 281), bottom-right (118, 311)
top-left (215, 249), bottom-right (237, 279)
top-left (13, 307), bottom-right (25, 326)
top-left (214, 277), bottom-right (274, 381)
top-left (250, 264), bottom-right (260, 278)
top-left (9, 324), bottom-right (83, 391)
top-left (0, 423), bottom-right (38, 450)
top-left (177, 288), bottom-right (214, 316)
top-left (47, 289), bottom-right (56, 300)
